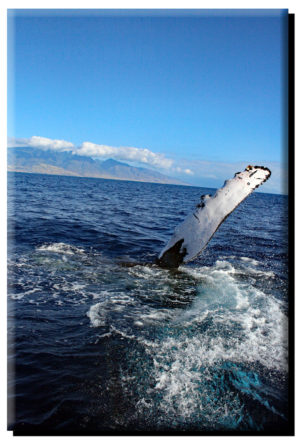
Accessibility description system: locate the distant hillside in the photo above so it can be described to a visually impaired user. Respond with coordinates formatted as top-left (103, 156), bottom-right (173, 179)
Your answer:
top-left (7, 147), bottom-right (188, 186)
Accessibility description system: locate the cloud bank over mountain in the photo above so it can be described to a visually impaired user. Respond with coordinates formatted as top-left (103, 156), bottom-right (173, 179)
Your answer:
top-left (8, 136), bottom-right (175, 171)
top-left (8, 136), bottom-right (286, 194)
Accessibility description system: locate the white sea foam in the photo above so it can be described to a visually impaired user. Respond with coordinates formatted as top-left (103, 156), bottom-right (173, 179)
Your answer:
top-left (180, 261), bottom-right (288, 368)
top-left (36, 242), bottom-right (85, 255)
top-left (87, 302), bottom-right (106, 327)
top-left (8, 287), bottom-right (43, 300)
top-left (87, 290), bottom-right (175, 330)
top-left (99, 258), bottom-right (288, 424)
top-left (240, 256), bottom-right (260, 266)
top-left (145, 265), bottom-right (286, 421)
top-left (87, 292), bottom-right (135, 328)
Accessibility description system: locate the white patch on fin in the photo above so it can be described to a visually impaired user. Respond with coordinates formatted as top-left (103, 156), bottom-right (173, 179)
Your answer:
top-left (158, 165), bottom-right (271, 267)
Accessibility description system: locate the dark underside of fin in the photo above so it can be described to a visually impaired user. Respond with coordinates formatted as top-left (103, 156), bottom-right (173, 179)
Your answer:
top-left (156, 239), bottom-right (186, 269)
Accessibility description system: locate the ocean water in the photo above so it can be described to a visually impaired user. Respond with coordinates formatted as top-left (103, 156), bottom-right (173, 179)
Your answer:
top-left (7, 172), bottom-right (290, 434)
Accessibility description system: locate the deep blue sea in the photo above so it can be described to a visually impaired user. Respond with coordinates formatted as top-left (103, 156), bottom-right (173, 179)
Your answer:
top-left (7, 172), bottom-right (289, 434)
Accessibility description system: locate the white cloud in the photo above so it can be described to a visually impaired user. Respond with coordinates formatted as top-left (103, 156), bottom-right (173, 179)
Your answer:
top-left (8, 136), bottom-right (74, 151)
top-left (30, 136), bottom-right (75, 151)
top-left (174, 166), bottom-right (194, 175)
top-left (76, 141), bottom-right (174, 169)
top-left (184, 168), bottom-right (194, 175)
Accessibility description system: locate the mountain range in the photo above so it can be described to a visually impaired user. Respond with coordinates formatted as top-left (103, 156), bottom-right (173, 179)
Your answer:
top-left (7, 147), bottom-right (188, 186)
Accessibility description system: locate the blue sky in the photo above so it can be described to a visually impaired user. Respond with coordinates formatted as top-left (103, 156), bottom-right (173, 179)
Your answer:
top-left (7, 9), bottom-right (288, 193)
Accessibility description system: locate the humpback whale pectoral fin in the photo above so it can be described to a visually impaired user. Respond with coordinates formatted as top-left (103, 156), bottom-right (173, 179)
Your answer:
top-left (157, 165), bottom-right (271, 269)
top-left (156, 238), bottom-right (186, 269)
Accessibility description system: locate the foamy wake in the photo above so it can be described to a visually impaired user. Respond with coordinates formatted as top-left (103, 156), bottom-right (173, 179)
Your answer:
top-left (87, 258), bottom-right (288, 425)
